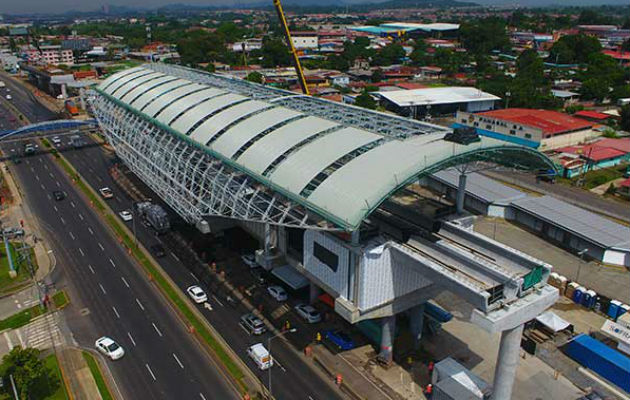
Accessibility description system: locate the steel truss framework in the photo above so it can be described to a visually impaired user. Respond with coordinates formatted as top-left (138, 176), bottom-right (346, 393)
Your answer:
top-left (89, 92), bottom-right (336, 230)
top-left (1, 119), bottom-right (97, 139)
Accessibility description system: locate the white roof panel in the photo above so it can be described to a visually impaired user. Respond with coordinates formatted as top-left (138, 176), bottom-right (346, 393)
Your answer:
top-left (119, 76), bottom-right (176, 104)
top-left (99, 67), bottom-right (144, 91)
top-left (170, 93), bottom-right (244, 134)
top-left (190, 100), bottom-right (271, 145)
top-left (109, 72), bottom-right (163, 98)
top-left (130, 78), bottom-right (188, 111)
top-left (103, 69), bottom-right (154, 95)
top-left (155, 87), bottom-right (224, 125)
top-left (211, 107), bottom-right (302, 158)
top-left (378, 87), bottom-right (501, 107)
top-left (270, 127), bottom-right (381, 194)
top-left (237, 116), bottom-right (339, 174)
top-left (140, 81), bottom-right (196, 115)
top-left (307, 135), bottom-right (508, 225)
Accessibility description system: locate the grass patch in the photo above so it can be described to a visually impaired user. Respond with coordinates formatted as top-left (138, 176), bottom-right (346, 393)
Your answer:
top-left (570, 165), bottom-right (627, 189)
top-left (52, 291), bottom-right (69, 309)
top-left (41, 138), bottom-right (52, 148)
top-left (57, 154), bottom-right (248, 393)
top-left (0, 303), bottom-right (45, 331)
top-left (82, 352), bottom-right (113, 400)
top-left (0, 242), bottom-right (37, 294)
top-left (43, 354), bottom-right (70, 400)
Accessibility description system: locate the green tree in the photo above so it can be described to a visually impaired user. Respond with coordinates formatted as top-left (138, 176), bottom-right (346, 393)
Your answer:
top-left (510, 49), bottom-right (558, 109)
top-left (433, 48), bottom-right (466, 77)
top-left (261, 36), bottom-right (291, 68)
top-left (372, 43), bottom-right (405, 66)
top-left (622, 38), bottom-right (630, 52)
top-left (245, 71), bottom-right (263, 84)
top-left (371, 69), bottom-right (383, 83)
top-left (354, 91), bottom-right (376, 109)
top-left (548, 34), bottom-right (601, 64)
top-left (460, 17), bottom-right (510, 56)
top-left (177, 30), bottom-right (228, 66)
top-left (206, 63), bottom-right (216, 73)
top-left (354, 36), bottom-right (370, 48)
top-left (409, 40), bottom-right (428, 66)
top-left (579, 53), bottom-right (626, 102)
top-left (620, 105), bottom-right (630, 132)
top-left (0, 347), bottom-right (58, 399)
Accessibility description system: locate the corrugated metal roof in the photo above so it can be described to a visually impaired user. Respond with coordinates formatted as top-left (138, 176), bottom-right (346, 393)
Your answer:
top-left (430, 169), bottom-right (527, 205)
top-left (96, 65), bottom-right (554, 230)
top-left (377, 87), bottom-right (500, 107)
top-left (511, 195), bottom-right (630, 249)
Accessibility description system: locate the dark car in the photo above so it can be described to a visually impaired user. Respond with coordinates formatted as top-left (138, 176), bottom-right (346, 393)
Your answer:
top-left (53, 190), bottom-right (65, 201)
top-left (324, 329), bottom-right (355, 351)
top-left (150, 244), bottom-right (166, 258)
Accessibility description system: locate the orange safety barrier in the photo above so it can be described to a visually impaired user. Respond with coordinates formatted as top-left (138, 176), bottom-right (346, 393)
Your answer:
top-left (335, 374), bottom-right (342, 385)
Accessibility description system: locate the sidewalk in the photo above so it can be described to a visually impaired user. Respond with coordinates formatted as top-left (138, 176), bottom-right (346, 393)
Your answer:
top-left (56, 347), bottom-right (104, 400)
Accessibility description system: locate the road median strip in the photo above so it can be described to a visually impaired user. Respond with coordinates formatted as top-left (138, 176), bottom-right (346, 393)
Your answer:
top-left (82, 351), bottom-right (114, 400)
top-left (48, 147), bottom-right (253, 396)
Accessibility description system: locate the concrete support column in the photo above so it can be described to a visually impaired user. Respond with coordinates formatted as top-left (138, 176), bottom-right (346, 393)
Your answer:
top-left (409, 303), bottom-right (426, 350)
top-left (61, 83), bottom-right (67, 99)
top-left (379, 315), bottom-right (396, 364)
top-left (348, 230), bottom-right (360, 303)
top-left (309, 283), bottom-right (321, 305)
top-left (492, 323), bottom-right (524, 400)
top-left (264, 223), bottom-right (271, 256)
top-left (456, 173), bottom-right (467, 215)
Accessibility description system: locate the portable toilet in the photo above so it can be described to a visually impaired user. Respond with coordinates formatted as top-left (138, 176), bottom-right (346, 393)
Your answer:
top-left (581, 289), bottom-right (592, 307)
top-left (584, 290), bottom-right (597, 309)
top-left (619, 304), bottom-right (630, 320)
top-left (557, 275), bottom-right (568, 295)
top-left (608, 300), bottom-right (622, 319)
top-left (565, 282), bottom-right (579, 299)
top-left (573, 286), bottom-right (585, 304)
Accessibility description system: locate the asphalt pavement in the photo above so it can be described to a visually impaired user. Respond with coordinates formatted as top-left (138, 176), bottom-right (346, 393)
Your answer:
top-left (62, 136), bottom-right (345, 400)
top-left (2, 136), bottom-right (238, 400)
top-left (0, 72), bottom-right (58, 123)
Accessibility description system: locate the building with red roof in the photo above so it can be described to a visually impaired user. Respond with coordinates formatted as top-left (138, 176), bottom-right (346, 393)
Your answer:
top-left (574, 110), bottom-right (613, 121)
top-left (455, 108), bottom-right (596, 149)
top-left (554, 137), bottom-right (630, 175)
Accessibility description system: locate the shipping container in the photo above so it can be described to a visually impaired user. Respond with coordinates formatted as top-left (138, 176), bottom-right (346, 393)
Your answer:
top-left (564, 334), bottom-right (630, 393)
top-left (432, 357), bottom-right (492, 400)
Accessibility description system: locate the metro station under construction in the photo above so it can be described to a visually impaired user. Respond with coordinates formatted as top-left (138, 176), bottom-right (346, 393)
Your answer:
top-left (89, 63), bottom-right (560, 399)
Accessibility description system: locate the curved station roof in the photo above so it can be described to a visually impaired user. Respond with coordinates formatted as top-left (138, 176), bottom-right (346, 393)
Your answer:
top-left (96, 64), bottom-right (554, 230)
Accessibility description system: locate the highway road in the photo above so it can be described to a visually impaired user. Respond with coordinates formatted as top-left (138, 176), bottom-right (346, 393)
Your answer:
top-left (0, 72), bottom-right (58, 123)
top-left (62, 135), bottom-right (345, 400)
top-left (2, 110), bottom-right (238, 399)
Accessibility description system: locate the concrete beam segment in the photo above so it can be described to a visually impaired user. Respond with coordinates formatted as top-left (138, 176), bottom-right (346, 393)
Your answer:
top-left (492, 323), bottom-right (524, 400)
top-left (379, 315), bottom-right (396, 364)
top-left (471, 285), bottom-right (558, 333)
top-left (456, 172), bottom-right (467, 215)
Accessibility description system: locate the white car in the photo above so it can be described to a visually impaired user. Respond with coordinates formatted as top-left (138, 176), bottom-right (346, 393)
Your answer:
top-left (186, 285), bottom-right (208, 303)
top-left (294, 304), bottom-right (322, 324)
top-left (267, 285), bottom-right (287, 302)
top-left (99, 187), bottom-right (113, 199)
top-left (119, 210), bottom-right (133, 221)
top-left (95, 336), bottom-right (125, 360)
top-left (52, 136), bottom-right (62, 145)
top-left (5, 94), bottom-right (11, 100)
top-left (241, 254), bottom-right (258, 268)
top-left (247, 343), bottom-right (273, 370)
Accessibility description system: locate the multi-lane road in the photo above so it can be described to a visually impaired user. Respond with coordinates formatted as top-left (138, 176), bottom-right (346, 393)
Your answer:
top-left (1, 107), bottom-right (238, 398)
top-left (1, 75), bottom-right (345, 399)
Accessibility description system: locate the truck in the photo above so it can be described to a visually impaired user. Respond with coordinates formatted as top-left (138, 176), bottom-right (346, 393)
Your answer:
top-left (135, 202), bottom-right (170, 234)
top-left (0, 81), bottom-right (5, 88)
top-left (65, 99), bottom-right (79, 115)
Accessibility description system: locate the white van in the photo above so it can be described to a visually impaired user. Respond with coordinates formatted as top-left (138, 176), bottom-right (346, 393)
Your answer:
top-left (247, 343), bottom-right (273, 370)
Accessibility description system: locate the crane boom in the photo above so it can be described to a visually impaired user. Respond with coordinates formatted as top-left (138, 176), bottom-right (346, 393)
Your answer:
top-left (272, 0), bottom-right (310, 95)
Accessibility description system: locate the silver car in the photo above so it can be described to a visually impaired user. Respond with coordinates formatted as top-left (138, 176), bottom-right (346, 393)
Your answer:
top-left (240, 313), bottom-right (266, 335)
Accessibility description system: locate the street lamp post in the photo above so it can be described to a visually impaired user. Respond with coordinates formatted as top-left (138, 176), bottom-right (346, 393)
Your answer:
top-left (576, 248), bottom-right (588, 283)
top-left (268, 328), bottom-right (296, 398)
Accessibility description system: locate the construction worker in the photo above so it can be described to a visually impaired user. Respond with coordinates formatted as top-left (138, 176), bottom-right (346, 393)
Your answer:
top-left (424, 383), bottom-right (433, 399)
top-left (284, 320), bottom-right (291, 332)
top-left (316, 332), bottom-right (322, 343)
top-left (428, 360), bottom-right (434, 375)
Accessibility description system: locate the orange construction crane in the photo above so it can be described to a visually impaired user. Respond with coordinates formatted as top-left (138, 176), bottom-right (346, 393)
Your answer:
top-left (272, 0), bottom-right (310, 95)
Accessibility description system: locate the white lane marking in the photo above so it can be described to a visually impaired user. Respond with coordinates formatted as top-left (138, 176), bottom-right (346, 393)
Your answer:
top-left (127, 332), bottom-right (136, 346)
top-left (112, 306), bottom-right (120, 319)
top-left (96, 176), bottom-right (103, 182)
top-left (98, 243), bottom-right (104, 251)
top-left (44, 164), bottom-right (48, 170)
top-left (212, 295), bottom-right (224, 307)
top-left (70, 201), bottom-right (75, 208)
top-left (47, 194), bottom-right (51, 200)
top-left (4, 332), bottom-right (13, 350)
top-left (56, 181), bottom-right (60, 187)
top-left (35, 175), bottom-right (39, 181)
top-left (69, 232), bottom-right (75, 240)
top-left (121, 277), bottom-right (130, 288)
top-left (171, 253), bottom-right (180, 262)
top-left (199, 394), bottom-right (207, 400)
top-left (16, 330), bottom-right (24, 347)
top-left (99, 284), bottom-right (107, 294)
top-left (78, 213), bottom-right (84, 221)
top-left (88, 227), bottom-right (94, 235)
top-left (173, 353), bottom-right (184, 369)
top-left (49, 172), bottom-right (54, 179)
top-left (238, 323), bottom-right (251, 336)
top-left (60, 217), bottom-right (66, 225)
top-left (88, 264), bottom-right (95, 274)
top-left (136, 298), bottom-right (145, 311)
top-left (145, 364), bottom-right (156, 381)
top-left (152, 323), bottom-right (163, 337)
top-left (109, 258), bottom-right (116, 267)
top-left (78, 248), bottom-right (84, 257)
top-left (189, 272), bottom-right (199, 282)
top-left (40, 183), bottom-right (45, 190)
top-left (53, 206), bottom-right (58, 212)
top-left (275, 359), bottom-right (286, 373)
